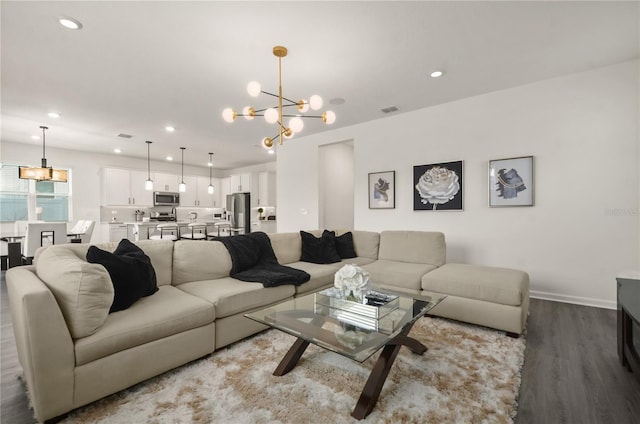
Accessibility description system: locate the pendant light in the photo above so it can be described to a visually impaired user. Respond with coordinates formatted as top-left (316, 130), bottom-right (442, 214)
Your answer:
top-left (207, 153), bottom-right (215, 194)
top-left (178, 147), bottom-right (186, 192)
top-left (144, 141), bottom-right (154, 190)
top-left (19, 126), bottom-right (68, 182)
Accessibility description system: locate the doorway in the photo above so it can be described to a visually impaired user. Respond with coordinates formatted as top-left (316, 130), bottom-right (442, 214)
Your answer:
top-left (318, 141), bottom-right (354, 230)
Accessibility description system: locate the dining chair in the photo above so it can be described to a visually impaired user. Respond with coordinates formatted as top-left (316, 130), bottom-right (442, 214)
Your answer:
top-left (68, 220), bottom-right (95, 243)
top-left (22, 222), bottom-right (68, 264)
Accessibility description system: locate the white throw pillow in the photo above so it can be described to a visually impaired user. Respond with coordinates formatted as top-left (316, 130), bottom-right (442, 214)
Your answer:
top-left (36, 246), bottom-right (114, 339)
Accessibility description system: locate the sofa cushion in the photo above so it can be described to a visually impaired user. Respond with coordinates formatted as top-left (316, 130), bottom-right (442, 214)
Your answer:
top-left (421, 263), bottom-right (529, 306)
top-left (74, 285), bottom-right (214, 366)
top-left (86, 239), bottom-right (158, 312)
top-left (300, 231), bottom-right (341, 264)
top-left (51, 240), bottom-right (175, 286)
top-left (362, 259), bottom-right (438, 290)
top-left (286, 261), bottom-right (345, 295)
top-left (351, 231), bottom-right (380, 260)
top-left (35, 246), bottom-right (114, 339)
top-left (332, 231), bottom-right (357, 259)
top-left (268, 232), bottom-right (302, 265)
top-left (172, 240), bottom-right (232, 285)
top-left (378, 231), bottom-right (445, 267)
top-left (177, 277), bottom-right (295, 318)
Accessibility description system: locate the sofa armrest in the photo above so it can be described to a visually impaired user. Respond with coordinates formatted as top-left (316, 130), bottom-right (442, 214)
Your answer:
top-left (6, 266), bottom-right (75, 422)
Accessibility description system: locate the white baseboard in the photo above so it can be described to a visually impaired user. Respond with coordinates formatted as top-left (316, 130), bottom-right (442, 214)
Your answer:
top-left (530, 290), bottom-right (616, 310)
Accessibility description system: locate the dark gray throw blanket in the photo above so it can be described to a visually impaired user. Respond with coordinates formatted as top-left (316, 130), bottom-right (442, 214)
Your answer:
top-left (214, 232), bottom-right (310, 288)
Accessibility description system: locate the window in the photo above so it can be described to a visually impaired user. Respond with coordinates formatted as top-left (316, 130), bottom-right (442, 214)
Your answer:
top-left (0, 164), bottom-right (71, 222)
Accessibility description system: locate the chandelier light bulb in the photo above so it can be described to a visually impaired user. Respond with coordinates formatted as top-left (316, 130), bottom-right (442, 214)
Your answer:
top-left (242, 106), bottom-right (255, 120)
top-left (264, 108), bottom-right (279, 124)
top-left (322, 110), bottom-right (336, 125)
top-left (262, 137), bottom-right (274, 149)
top-left (247, 81), bottom-right (261, 97)
top-left (309, 95), bottom-right (323, 110)
top-left (297, 99), bottom-right (309, 113)
top-left (222, 108), bottom-right (236, 123)
top-left (289, 117), bottom-right (304, 133)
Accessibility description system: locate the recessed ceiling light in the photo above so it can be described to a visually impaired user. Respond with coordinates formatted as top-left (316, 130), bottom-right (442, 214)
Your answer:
top-left (48, 112), bottom-right (60, 118)
top-left (31, 135), bottom-right (40, 140)
top-left (268, 149), bottom-right (275, 155)
top-left (114, 148), bottom-right (122, 154)
top-left (59, 16), bottom-right (83, 30)
top-left (165, 126), bottom-right (175, 132)
top-left (430, 70), bottom-right (444, 78)
top-left (166, 156), bottom-right (173, 161)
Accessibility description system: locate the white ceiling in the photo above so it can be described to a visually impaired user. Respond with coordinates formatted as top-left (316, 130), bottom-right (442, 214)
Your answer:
top-left (1, 1), bottom-right (638, 170)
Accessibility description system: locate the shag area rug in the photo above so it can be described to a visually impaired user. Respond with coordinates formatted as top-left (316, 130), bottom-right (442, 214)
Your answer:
top-left (60, 317), bottom-right (526, 423)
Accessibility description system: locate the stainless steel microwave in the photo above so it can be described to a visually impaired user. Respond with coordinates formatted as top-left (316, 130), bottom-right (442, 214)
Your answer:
top-left (154, 192), bottom-right (180, 206)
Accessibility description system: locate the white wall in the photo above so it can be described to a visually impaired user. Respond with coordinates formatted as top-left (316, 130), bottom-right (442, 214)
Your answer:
top-left (319, 141), bottom-right (354, 230)
top-left (277, 60), bottom-right (639, 308)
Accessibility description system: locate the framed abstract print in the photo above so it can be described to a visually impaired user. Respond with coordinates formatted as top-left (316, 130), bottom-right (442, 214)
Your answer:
top-left (488, 156), bottom-right (534, 207)
top-left (368, 171), bottom-right (395, 209)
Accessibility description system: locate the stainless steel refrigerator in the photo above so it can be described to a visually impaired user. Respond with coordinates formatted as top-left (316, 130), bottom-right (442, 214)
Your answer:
top-left (226, 192), bottom-right (251, 234)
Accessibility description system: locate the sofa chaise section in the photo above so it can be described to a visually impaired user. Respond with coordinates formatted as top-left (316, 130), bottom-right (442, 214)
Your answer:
top-left (422, 263), bottom-right (530, 335)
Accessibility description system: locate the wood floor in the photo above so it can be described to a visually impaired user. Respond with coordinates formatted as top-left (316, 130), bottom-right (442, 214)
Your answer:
top-left (1, 270), bottom-right (639, 423)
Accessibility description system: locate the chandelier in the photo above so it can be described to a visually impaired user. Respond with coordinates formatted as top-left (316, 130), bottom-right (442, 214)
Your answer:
top-left (19, 126), bottom-right (68, 182)
top-left (222, 46), bottom-right (336, 149)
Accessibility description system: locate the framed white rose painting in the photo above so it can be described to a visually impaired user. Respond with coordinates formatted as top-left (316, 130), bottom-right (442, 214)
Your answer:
top-left (488, 156), bottom-right (534, 207)
top-left (413, 161), bottom-right (463, 211)
top-left (368, 171), bottom-right (395, 209)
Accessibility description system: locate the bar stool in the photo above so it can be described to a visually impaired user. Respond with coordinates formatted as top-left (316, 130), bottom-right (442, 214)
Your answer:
top-left (149, 223), bottom-right (178, 241)
top-left (210, 220), bottom-right (232, 238)
top-left (180, 223), bottom-right (207, 240)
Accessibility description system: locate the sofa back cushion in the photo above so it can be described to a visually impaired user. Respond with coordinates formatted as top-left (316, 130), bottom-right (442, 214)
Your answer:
top-left (41, 240), bottom-right (175, 287)
top-left (35, 246), bottom-right (114, 339)
top-left (378, 231), bottom-right (445, 266)
top-left (172, 240), bottom-right (232, 285)
top-left (268, 232), bottom-right (302, 264)
top-left (350, 230), bottom-right (380, 260)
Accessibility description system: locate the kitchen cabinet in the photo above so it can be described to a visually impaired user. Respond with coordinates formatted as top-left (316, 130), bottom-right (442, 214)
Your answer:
top-left (220, 177), bottom-right (231, 208)
top-left (103, 168), bottom-right (153, 206)
top-left (108, 223), bottom-right (128, 242)
top-left (179, 176), bottom-right (220, 207)
top-left (229, 173), bottom-right (251, 193)
top-left (257, 171), bottom-right (276, 206)
top-left (154, 172), bottom-right (180, 193)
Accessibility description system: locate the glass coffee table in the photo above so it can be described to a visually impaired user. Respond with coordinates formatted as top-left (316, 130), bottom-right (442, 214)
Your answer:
top-left (245, 287), bottom-right (445, 420)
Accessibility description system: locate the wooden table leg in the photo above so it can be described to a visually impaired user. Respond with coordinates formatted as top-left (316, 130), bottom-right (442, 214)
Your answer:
top-left (273, 337), bottom-right (310, 376)
top-left (351, 324), bottom-right (427, 420)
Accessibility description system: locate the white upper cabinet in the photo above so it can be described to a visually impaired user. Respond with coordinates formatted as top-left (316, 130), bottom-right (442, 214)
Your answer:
top-left (103, 168), bottom-right (153, 206)
top-left (229, 173), bottom-right (251, 193)
top-left (154, 172), bottom-right (180, 193)
top-left (178, 176), bottom-right (221, 207)
top-left (219, 177), bottom-right (231, 208)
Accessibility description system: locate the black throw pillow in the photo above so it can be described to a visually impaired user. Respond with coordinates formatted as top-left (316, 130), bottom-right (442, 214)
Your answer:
top-left (300, 230), bottom-right (341, 264)
top-left (86, 239), bottom-right (158, 312)
top-left (329, 230), bottom-right (357, 259)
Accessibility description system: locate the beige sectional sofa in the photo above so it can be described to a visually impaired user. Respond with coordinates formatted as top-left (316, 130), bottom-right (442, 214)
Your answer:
top-left (6, 230), bottom-right (529, 422)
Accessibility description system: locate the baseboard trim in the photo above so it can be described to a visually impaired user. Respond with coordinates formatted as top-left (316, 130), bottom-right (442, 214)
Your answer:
top-left (530, 290), bottom-right (616, 310)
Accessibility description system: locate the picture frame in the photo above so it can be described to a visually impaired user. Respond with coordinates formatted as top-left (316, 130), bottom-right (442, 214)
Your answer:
top-left (368, 171), bottom-right (395, 209)
top-left (413, 160), bottom-right (463, 211)
top-left (488, 155), bottom-right (534, 207)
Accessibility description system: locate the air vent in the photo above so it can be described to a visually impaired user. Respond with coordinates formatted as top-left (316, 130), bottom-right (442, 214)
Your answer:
top-left (117, 133), bottom-right (133, 138)
top-left (380, 106), bottom-right (399, 114)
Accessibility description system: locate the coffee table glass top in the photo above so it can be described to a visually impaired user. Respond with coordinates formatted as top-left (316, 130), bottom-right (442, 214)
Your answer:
top-left (245, 287), bottom-right (445, 362)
